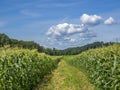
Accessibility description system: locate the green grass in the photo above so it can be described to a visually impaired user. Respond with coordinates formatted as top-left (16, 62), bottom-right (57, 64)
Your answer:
top-left (38, 59), bottom-right (95, 90)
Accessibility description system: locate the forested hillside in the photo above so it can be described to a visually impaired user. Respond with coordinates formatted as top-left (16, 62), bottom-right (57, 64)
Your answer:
top-left (0, 33), bottom-right (45, 52)
top-left (0, 33), bottom-right (116, 55)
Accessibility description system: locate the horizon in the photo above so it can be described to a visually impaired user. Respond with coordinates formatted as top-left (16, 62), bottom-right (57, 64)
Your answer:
top-left (0, 33), bottom-right (117, 50)
top-left (0, 0), bottom-right (120, 49)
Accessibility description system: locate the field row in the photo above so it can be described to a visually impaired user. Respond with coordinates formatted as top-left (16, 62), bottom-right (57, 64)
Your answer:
top-left (67, 44), bottom-right (120, 90)
top-left (0, 47), bottom-right (61, 90)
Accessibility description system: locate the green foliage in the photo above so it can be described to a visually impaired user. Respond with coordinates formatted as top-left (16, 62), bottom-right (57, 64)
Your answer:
top-left (0, 47), bottom-right (60, 90)
top-left (67, 44), bottom-right (120, 90)
top-left (54, 42), bottom-right (114, 55)
top-left (0, 33), bottom-right (45, 52)
top-left (0, 33), bottom-right (10, 46)
top-left (0, 33), bottom-right (116, 56)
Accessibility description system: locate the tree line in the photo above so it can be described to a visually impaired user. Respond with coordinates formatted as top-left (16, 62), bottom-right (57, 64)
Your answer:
top-left (0, 33), bottom-right (116, 55)
top-left (0, 33), bottom-right (44, 52)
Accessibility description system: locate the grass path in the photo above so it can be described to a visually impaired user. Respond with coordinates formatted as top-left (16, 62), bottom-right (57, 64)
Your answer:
top-left (37, 60), bottom-right (95, 90)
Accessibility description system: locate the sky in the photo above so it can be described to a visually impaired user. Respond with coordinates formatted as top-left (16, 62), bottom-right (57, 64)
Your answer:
top-left (0, 0), bottom-right (120, 49)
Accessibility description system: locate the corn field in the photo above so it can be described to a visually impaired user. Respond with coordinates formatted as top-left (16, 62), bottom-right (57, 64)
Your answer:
top-left (0, 47), bottom-right (60, 90)
top-left (67, 44), bottom-right (120, 90)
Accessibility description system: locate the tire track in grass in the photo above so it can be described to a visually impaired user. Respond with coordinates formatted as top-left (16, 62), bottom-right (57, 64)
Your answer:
top-left (37, 59), bottom-right (95, 90)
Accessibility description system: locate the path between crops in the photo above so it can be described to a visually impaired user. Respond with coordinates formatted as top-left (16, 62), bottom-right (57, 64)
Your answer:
top-left (37, 59), bottom-right (95, 90)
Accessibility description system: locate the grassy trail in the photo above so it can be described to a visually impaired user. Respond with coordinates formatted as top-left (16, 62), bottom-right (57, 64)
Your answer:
top-left (37, 59), bottom-right (95, 90)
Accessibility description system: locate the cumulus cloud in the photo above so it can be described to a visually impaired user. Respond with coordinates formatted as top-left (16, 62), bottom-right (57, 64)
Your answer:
top-left (104, 17), bottom-right (116, 25)
top-left (46, 23), bottom-right (96, 46)
top-left (64, 37), bottom-right (76, 42)
top-left (47, 23), bottom-right (87, 36)
top-left (46, 14), bottom-right (116, 49)
top-left (80, 14), bottom-right (102, 26)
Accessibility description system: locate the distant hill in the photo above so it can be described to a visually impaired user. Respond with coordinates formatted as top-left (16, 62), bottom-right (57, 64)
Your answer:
top-left (0, 33), bottom-right (117, 55)
top-left (49, 41), bottom-right (115, 55)
top-left (0, 33), bottom-right (45, 52)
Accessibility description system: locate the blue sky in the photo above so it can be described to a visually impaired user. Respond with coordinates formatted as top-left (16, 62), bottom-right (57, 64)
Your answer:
top-left (0, 0), bottom-right (120, 49)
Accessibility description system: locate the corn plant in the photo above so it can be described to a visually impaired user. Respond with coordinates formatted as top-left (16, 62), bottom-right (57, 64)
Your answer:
top-left (67, 44), bottom-right (120, 90)
top-left (0, 47), bottom-right (60, 90)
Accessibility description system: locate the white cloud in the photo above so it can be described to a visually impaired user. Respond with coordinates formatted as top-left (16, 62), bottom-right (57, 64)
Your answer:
top-left (104, 17), bottom-right (116, 25)
top-left (46, 14), bottom-right (116, 49)
top-left (46, 23), bottom-right (87, 36)
top-left (46, 23), bottom-right (96, 47)
top-left (80, 14), bottom-right (102, 26)
top-left (20, 10), bottom-right (41, 17)
top-left (36, 2), bottom-right (80, 8)
top-left (0, 21), bottom-right (5, 28)
top-left (64, 37), bottom-right (76, 42)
